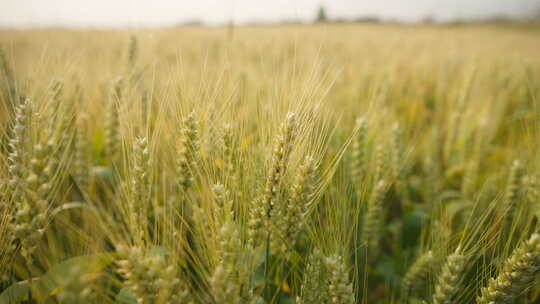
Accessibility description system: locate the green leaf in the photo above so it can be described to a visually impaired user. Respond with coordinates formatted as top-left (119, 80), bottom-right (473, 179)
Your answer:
top-left (116, 287), bottom-right (137, 304)
top-left (147, 245), bottom-right (169, 257)
top-left (0, 279), bottom-right (36, 304)
top-left (92, 129), bottom-right (106, 163)
top-left (401, 209), bottom-right (428, 248)
top-left (376, 259), bottom-right (399, 290)
top-left (90, 166), bottom-right (113, 184)
top-left (7, 253), bottom-right (115, 303)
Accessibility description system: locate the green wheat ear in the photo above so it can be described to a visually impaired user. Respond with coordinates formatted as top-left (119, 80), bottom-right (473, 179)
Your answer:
top-left (362, 179), bottom-right (387, 259)
top-left (126, 35), bottom-right (138, 70)
top-left (221, 123), bottom-right (237, 186)
top-left (130, 136), bottom-right (151, 242)
top-left (210, 221), bottom-right (249, 304)
top-left (105, 78), bottom-right (122, 164)
top-left (477, 233), bottom-right (540, 304)
top-left (324, 254), bottom-right (355, 304)
top-left (502, 160), bottom-right (523, 230)
top-left (390, 122), bottom-right (404, 183)
top-left (116, 246), bottom-right (193, 304)
top-left (350, 116), bottom-right (367, 189)
top-left (272, 155), bottom-right (317, 256)
top-left (373, 143), bottom-right (386, 183)
top-left (73, 116), bottom-right (90, 191)
top-left (0, 45), bottom-right (17, 101)
top-left (248, 112), bottom-right (298, 249)
top-left (432, 247), bottom-right (466, 304)
top-left (298, 249), bottom-right (327, 304)
top-left (401, 250), bottom-right (435, 301)
top-left (6, 98), bottom-right (45, 266)
top-left (12, 141), bottom-right (53, 267)
top-left (7, 98), bottom-right (30, 192)
top-left (176, 112), bottom-right (199, 194)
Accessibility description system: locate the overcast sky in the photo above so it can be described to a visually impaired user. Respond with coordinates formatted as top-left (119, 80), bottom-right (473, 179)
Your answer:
top-left (0, 0), bottom-right (539, 28)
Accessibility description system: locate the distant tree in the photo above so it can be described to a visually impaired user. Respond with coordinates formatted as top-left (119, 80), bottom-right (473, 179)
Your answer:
top-left (354, 16), bottom-right (381, 24)
top-left (181, 20), bottom-right (203, 26)
top-left (422, 15), bottom-right (435, 24)
top-left (316, 6), bottom-right (328, 23)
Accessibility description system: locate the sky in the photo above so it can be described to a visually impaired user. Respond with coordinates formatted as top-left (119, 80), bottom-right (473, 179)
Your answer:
top-left (0, 0), bottom-right (539, 28)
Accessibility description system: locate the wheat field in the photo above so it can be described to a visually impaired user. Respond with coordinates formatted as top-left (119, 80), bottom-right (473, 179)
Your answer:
top-left (1, 23), bottom-right (540, 303)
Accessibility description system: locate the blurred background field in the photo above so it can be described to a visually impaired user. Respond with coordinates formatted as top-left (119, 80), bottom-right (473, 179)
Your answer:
top-left (1, 22), bottom-right (539, 131)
